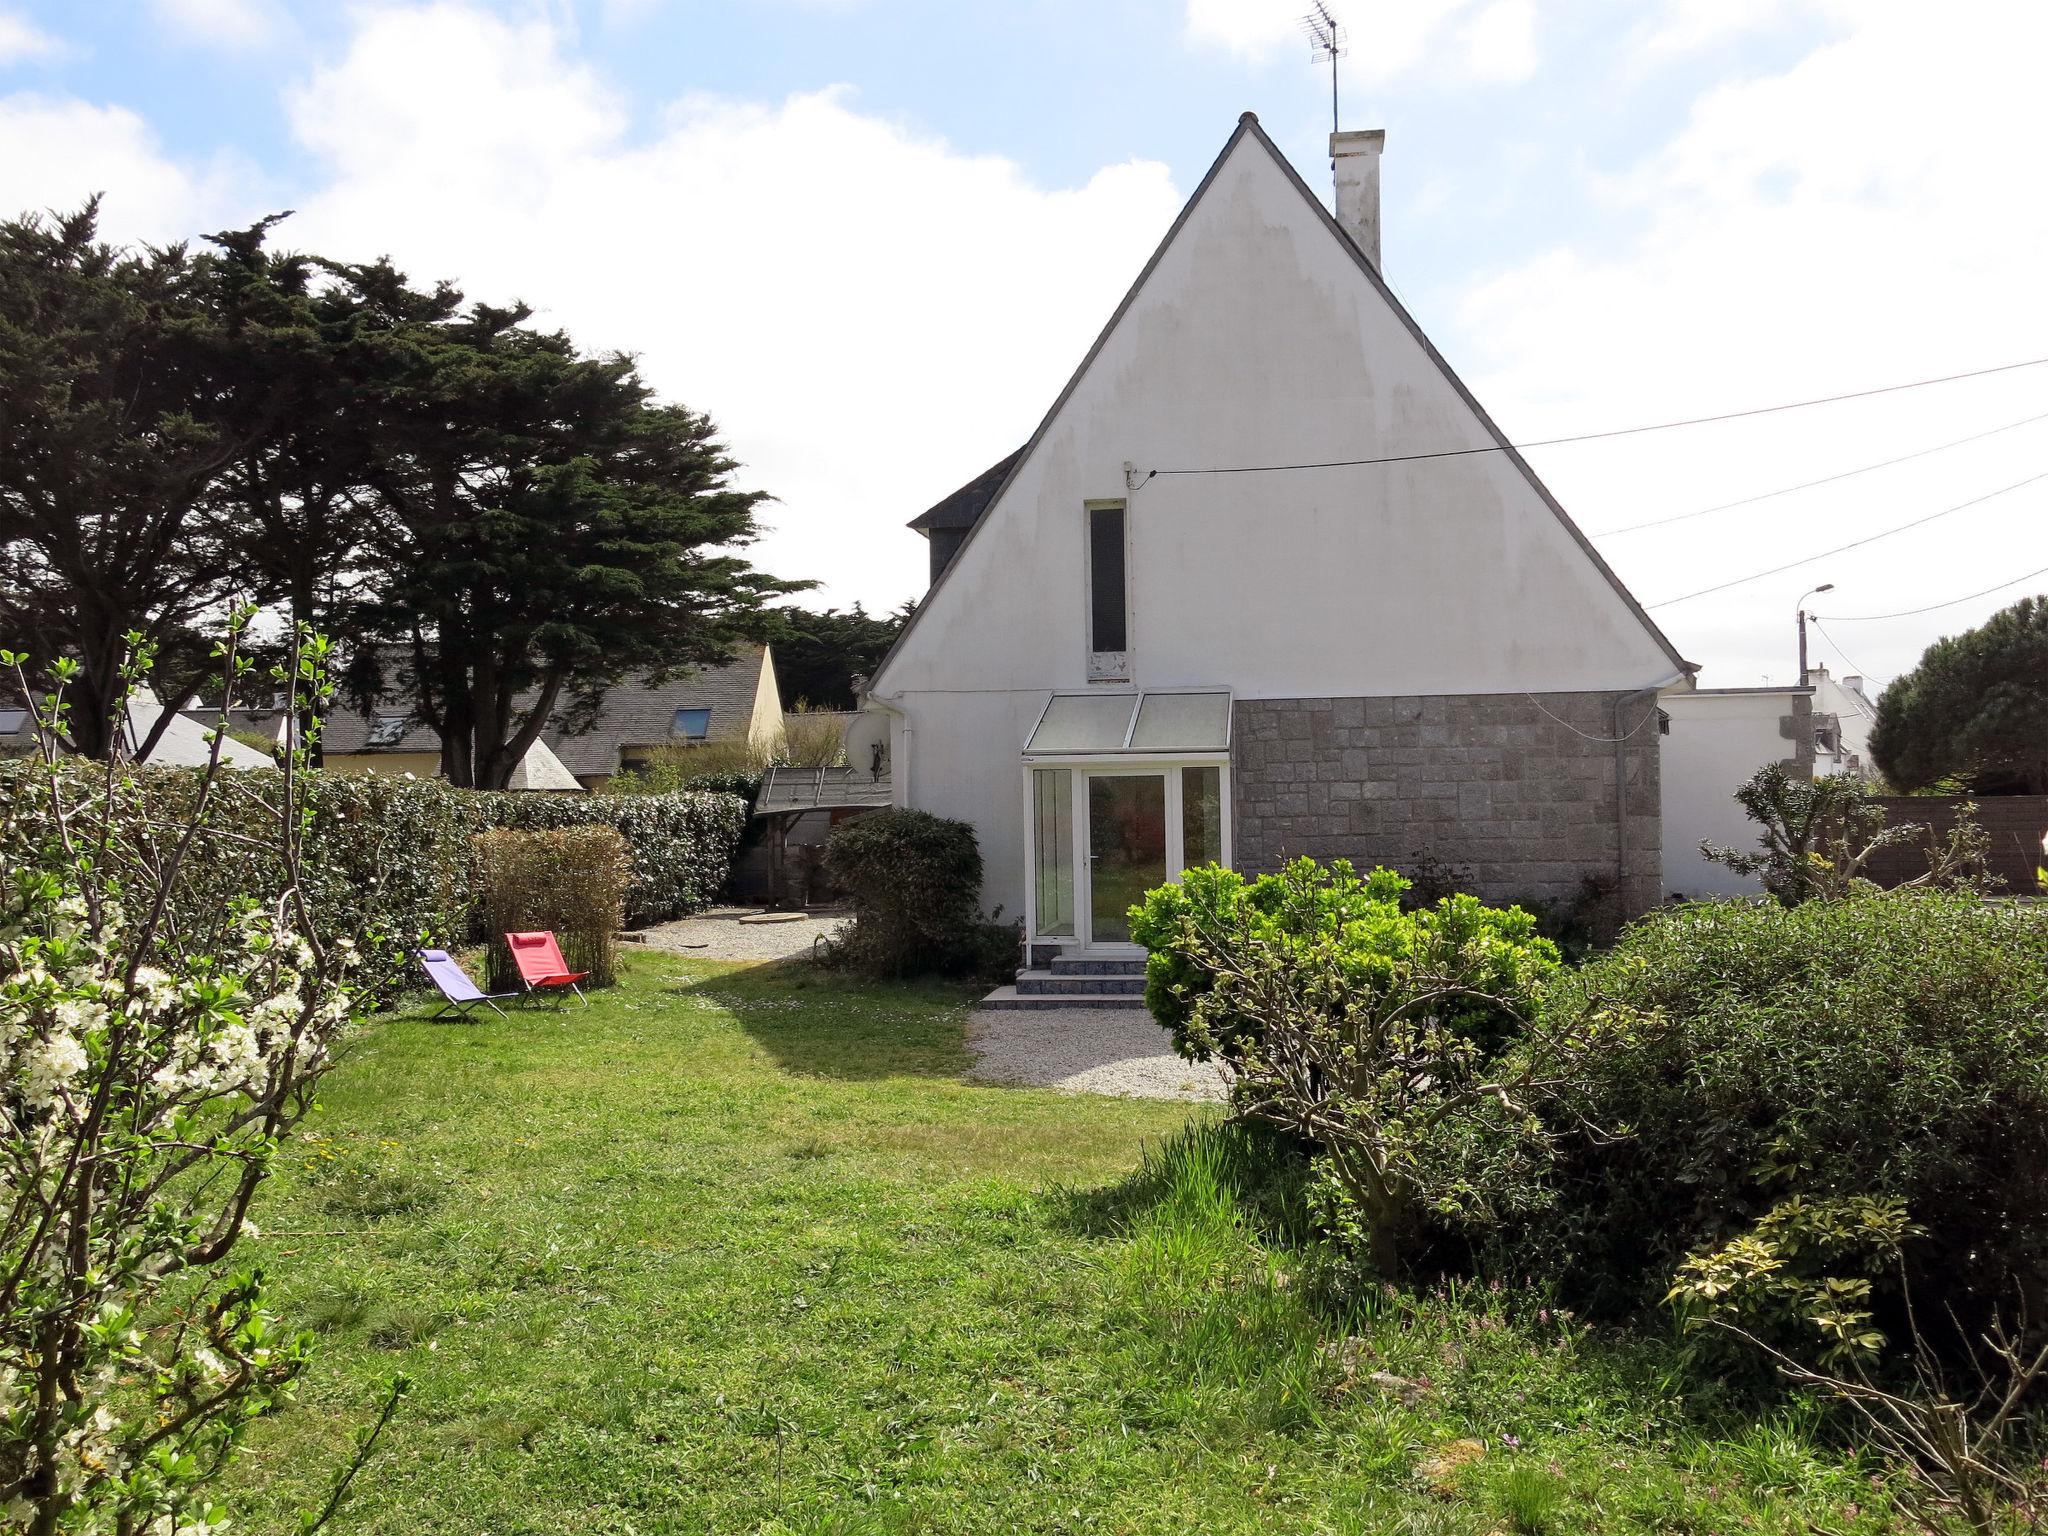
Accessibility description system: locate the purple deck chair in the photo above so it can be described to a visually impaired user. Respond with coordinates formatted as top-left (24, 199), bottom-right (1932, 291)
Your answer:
top-left (417, 948), bottom-right (517, 1021)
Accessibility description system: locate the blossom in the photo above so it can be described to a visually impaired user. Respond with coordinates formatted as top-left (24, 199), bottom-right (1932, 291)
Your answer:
top-left (22, 1031), bottom-right (88, 1107)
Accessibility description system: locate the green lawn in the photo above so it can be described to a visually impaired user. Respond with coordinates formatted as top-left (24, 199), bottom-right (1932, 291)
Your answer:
top-left (222, 951), bottom-right (1901, 1534)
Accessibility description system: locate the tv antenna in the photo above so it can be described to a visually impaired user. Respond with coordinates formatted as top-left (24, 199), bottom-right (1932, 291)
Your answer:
top-left (1299, 3), bottom-right (1345, 137)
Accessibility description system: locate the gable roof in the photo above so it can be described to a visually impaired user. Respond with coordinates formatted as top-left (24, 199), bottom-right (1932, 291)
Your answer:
top-left (873, 111), bottom-right (1694, 691)
top-left (907, 448), bottom-right (1025, 534)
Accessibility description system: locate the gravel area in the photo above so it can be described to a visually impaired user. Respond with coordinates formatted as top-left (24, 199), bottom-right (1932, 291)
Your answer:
top-left (634, 906), bottom-right (847, 963)
top-left (966, 1008), bottom-right (1231, 1102)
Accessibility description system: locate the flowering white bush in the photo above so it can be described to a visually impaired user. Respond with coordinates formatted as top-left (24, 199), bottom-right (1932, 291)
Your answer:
top-left (0, 626), bottom-right (403, 1535)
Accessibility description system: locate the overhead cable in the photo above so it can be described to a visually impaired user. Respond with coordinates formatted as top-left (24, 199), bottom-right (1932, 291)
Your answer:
top-left (1643, 471), bottom-right (2048, 609)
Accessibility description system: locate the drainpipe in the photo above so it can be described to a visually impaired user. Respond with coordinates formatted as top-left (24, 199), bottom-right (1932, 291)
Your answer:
top-left (1613, 672), bottom-right (1687, 916)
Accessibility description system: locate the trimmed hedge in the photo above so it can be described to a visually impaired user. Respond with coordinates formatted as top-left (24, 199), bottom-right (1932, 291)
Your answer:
top-left (484, 788), bottom-right (748, 925)
top-left (0, 761), bottom-right (747, 948)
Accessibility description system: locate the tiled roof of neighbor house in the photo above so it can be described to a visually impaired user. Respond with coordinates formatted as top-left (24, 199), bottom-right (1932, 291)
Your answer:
top-left (321, 646), bottom-right (772, 780)
top-left (906, 448), bottom-right (1025, 533)
top-left (544, 648), bottom-right (770, 778)
top-left (320, 705), bottom-right (441, 756)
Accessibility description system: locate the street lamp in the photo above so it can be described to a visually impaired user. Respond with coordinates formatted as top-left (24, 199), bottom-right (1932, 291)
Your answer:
top-left (1796, 583), bottom-right (1835, 686)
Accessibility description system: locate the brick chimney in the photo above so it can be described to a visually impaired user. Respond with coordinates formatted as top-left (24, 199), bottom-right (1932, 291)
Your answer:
top-left (1330, 129), bottom-right (1385, 271)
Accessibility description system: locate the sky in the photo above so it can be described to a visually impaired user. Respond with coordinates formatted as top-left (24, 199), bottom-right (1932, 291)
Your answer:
top-left (3, 0), bottom-right (2046, 692)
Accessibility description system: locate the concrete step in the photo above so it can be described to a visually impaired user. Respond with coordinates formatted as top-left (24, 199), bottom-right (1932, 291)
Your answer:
top-left (1047, 955), bottom-right (1148, 978)
top-left (977, 985), bottom-right (1147, 1011)
top-left (1014, 969), bottom-right (1145, 997)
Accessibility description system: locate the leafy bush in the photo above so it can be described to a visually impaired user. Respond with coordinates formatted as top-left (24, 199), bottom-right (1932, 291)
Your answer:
top-left (1131, 857), bottom-right (1590, 1275)
top-left (1130, 859), bottom-right (1546, 1064)
top-left (472, 824), bottom-right (632, 990)
top-left (820, 809), bottom-right (1017, 979)
top-left (1544, 889), bottom-right (2048, 1339)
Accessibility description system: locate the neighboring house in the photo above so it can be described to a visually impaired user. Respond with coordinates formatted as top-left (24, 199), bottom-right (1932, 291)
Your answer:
top-left (323, 645), bottom-right (785, 788)
top-left (0, 691), bottom-right (271, 770)
top-left (1660, 665), bottom-right (1882, 899)
top-left (863, 114), bottom-right (1696, 970)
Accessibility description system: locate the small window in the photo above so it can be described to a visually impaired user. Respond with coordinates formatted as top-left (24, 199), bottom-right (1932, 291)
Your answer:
top-left (1088, 502), bottom-right (1127, 676)
top-left (673, 708), bottom-right (712, 743)
top-left (367, 714), bottom-right (409, 747)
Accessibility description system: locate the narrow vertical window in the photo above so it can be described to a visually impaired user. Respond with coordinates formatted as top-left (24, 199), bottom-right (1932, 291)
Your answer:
top-left (1088, 503), bottom-right (1127, 665)
top-left (1182, 765), bottom-right (1223, 868)
top-left (1032, 768), bottom-right (1074, 936)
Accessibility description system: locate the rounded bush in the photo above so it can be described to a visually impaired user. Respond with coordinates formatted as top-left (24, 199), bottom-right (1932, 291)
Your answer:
top-left (1546, 889), bottom-right (2048, 1331)
top-left (822, 808), bottom-right (1014, 978)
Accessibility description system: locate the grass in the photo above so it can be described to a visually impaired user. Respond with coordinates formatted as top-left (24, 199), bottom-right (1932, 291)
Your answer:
top-left (220, 951), bottom-right (1905, 1534)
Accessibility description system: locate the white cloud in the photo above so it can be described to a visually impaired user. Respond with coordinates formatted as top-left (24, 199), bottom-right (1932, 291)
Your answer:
top-left (1630, 0), bottom-right (1800, 62)
top-left (0, 94), bottom-right (247, 240)
top-left (1182, 0), bottom-right (1531, 84)
top-left (1451, 0), bottom-right (2048, 687)
top-left (0, 10), bottom-right (60, 64)
top-left (273, 3), bottom-right (1183, 610)
top-left (1459, 0), bottom-right (1539, 83)
top-left (150, 0), bottom-right (284, 49)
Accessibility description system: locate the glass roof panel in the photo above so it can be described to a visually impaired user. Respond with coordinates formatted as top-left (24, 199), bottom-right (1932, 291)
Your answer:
top-left (1128, 692), bottom-right (1231, 752)
top-left (1025, 691), bottom-right (1231, 754)
top-left (1026, 693), bottom-right (1139, 753)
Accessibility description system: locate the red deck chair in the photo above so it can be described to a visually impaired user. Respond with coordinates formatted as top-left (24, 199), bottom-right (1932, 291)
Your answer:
top-left (505, 930), bottom-right (590, 1007)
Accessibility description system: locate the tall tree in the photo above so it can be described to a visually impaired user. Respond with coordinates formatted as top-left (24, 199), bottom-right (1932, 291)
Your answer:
top-left (1870, 594), bottom-right (2048, 794)
top-left (347, 293), bottom-right (805, 788)
top-left (205, 252), bottom-right (457, 755)
top-left (765, 601), bottom-right (913, 709)
top-left (0, 203), bottom-right (262, 758)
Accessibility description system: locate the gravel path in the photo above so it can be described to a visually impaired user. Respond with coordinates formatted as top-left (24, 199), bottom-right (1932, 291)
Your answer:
top-left (966, 1008), bottom-right (1231, 1102)
top-left (634, 907), bottom-right (847, 963)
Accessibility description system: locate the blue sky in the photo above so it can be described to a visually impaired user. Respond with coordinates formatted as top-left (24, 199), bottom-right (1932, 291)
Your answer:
top-left (4, 0), bottom-right (2046, 688)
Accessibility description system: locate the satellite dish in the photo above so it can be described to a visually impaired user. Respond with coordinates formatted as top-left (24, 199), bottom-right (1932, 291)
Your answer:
top-left (843, 711), bottom-right (891, 782)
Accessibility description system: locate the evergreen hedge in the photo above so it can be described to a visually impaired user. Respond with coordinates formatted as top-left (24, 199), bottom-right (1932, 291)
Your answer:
top-left (0, 761), bottom-right (747, 945)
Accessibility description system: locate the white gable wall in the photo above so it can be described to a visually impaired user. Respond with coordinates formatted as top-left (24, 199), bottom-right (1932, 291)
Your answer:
top-left (872, 123), bottom-right (1684, 915)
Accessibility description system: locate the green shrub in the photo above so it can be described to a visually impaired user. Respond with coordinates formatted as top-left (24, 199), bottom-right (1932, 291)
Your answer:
top-left (1129, 858), bottom-right (1548, 1064)
top-left (472, 824), bottom-right (632, 990)
top-left (820, 808), bottom-right (1017, 979)
top-left (1544, 889), bottom-right (2048, 1339)
top-left (1131, 857), bottom-right (1585, 1275)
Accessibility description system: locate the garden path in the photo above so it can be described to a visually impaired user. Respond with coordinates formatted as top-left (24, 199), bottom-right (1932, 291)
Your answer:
top-left (634, 905), bottom-right (845, 961)
top-left (966, 1008), bottom-right (1229, 1102)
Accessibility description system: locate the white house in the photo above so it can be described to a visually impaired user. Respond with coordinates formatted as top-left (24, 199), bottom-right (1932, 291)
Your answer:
top-left (864, 113), bottom-right (1699, 990)
top-left (1660, 664), bottom-right (1881, 898)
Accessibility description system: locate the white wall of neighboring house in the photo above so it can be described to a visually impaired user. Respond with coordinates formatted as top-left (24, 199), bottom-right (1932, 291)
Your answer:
top-left (871, 120), bottom-right (1686, 916)
top-left (1660, 687), bottom-right (1806, 898)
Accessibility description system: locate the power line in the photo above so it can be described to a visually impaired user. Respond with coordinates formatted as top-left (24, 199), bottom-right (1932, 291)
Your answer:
top-left (1815, 563), bottom-right (2048, 622)
top-left (1140, 354), bottom-right (2048, 479)
top-left (1809, 619), bottom-right (1881, 686)
top-left (1644, 470), bottom-right (2048, 609)
top-left (1589, 408), bottom-right (2048, 537)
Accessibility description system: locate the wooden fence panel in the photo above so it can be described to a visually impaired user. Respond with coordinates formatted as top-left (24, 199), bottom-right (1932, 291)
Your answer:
top-left (1861, 796), bottom-right (2048, 892)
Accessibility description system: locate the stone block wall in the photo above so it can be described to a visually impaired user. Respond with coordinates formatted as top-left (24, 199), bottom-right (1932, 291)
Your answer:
top-left (1231, 691), bottom-right (1662, 924)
